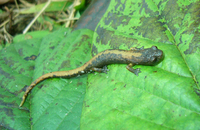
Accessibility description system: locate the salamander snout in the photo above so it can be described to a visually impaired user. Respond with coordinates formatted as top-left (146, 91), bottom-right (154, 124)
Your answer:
top-left (150, 46), bottom-right (164, 65)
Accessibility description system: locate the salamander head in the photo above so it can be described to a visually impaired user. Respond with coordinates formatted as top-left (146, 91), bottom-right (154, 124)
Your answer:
top-left (139, 46), bottom-right (164, 65)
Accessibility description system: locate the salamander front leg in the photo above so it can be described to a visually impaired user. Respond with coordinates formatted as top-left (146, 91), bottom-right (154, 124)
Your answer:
top-left (92, 66), bottom-right (109, 73)
top-left (126, 63), bottom-right (141, 76)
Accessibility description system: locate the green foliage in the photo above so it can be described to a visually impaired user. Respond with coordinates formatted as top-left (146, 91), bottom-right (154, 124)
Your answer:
top-left (0, 0), bottom-right (200, 130)
top-left (81, 0), bottom-right (200, 129)
top-left (0, 28), bottom-right (94, 129)
top-left (20, 1), bottom-right (72, 14)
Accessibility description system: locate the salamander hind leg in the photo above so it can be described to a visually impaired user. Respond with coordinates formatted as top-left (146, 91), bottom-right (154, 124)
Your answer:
top-left (126, 63), bottom-right (141, 76)
top-left (92, 66), bottom-right (109, 73)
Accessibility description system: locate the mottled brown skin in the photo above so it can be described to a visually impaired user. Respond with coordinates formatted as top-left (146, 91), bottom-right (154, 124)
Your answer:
top-left (19, 46), bottom-right (163, 107)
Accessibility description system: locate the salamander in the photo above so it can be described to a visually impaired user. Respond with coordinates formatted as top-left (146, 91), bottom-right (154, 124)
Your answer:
top-left (19, 46), bottom-right (163, 107)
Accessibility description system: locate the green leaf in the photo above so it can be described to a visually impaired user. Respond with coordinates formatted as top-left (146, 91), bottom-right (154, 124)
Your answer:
top-left (0, 28), bottom-right (94, 129)
top-left (80, 0), bottom-right (200, 129)
top-left (1, 0), bottom-right (200, 130)
top-left (12, 30), bottom-right (50, 43)
top-left (0, 34), bottom-right (42, 130)
top-left (29, 28), bottom-right (93, 130)
top-left (20, 1), bottom-right (73, 14)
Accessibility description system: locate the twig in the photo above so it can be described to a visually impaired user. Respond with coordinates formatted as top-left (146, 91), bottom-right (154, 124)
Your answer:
top-left (14, 0), bottom-right (19, 10)
top-left (65, 0), bottom-right (78, 27)
top-left (3, 25), bottom-right (13, 43)
top-left (0, 13), bottom-right (20, 28)
top-left (23, 0), bottom-right (52, 34)
top-left (57, 17), bottom-right (79, 23)
top-left (19, 0), bottom-right (34, 7)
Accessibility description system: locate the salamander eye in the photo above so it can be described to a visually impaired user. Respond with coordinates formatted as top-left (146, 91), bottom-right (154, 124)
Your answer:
top-left (151, 46), bottom-right (158, 50)
top-left (150, 56), bottom-right (157, 63)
